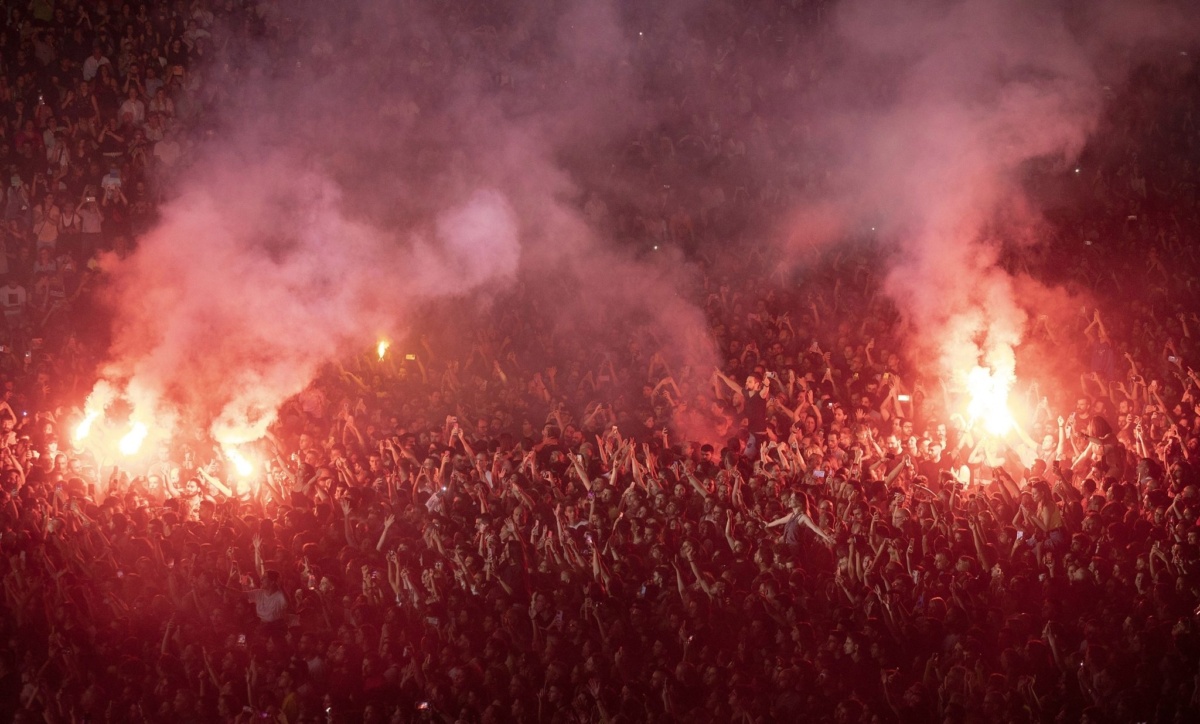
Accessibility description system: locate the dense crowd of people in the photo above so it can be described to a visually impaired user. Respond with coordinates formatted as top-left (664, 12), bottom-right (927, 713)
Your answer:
top-left (1, 1), bottom-right (1200, 723)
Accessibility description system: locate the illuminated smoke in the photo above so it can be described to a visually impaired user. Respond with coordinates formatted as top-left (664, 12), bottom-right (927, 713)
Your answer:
top-left (839, 0), bottom-right (1093, 415)
top-left (72, 379), bottom-right (117, 441)
top-left (224, 446), bottom-right (255, 478)
top-left (84, 0), bottom-right (1195, 452)
top-left (73, 411), bottom-right (100, 443)
top-left (84, 0), bottom-right (718, 447)
top-left (966, 366), bottom-right (1015, 435)
top-left (775, 0), bottom-right (1198, 422)
top-left (118, 422), bottom-right (149, 456)
top-left (92, 164), bottom-right (521, 446)
top-left (74, 380), bottom-right (118, 442)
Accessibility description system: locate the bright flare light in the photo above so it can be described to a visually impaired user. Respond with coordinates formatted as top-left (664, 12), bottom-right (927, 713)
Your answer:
top-left (118, 422), bottom-right (149, 455)
top-left (74, 381), bottom-right (117, 443)
top-left (74, 410), bottom-right (101, 442)
top-left (377, 339), bottom-right (390, 360)
top-left (966, 366), bottom-right (1014, 435)
top-left (225, 446), bottom-right (254, 477)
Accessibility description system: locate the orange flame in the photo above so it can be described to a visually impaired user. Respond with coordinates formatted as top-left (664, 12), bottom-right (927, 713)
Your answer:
top-left (966, 366), bottom-right (1014, 435)
top-left (74, 410), bottom-right (101, 442)
top-left (118, 422), bottom-right (149, 455)
top-left (224, 446), bottom-right (254, 477)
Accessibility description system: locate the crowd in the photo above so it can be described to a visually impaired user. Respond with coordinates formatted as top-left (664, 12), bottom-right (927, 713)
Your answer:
top-left (1, 1), bottom-right (1200, 724)
top-left (1, 0), bottom-right (220, 346)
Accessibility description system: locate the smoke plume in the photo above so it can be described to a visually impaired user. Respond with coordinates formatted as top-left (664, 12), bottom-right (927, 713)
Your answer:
top-left (90, 0), bottom-right (718, 446)
top-left (775, 0), bottom-right (1199, 406)
top-left (85, 0), bottom-right (1199, 450)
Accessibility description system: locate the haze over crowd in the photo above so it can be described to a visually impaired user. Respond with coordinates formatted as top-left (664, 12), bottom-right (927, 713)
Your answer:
top-left (90, 0), bottom-right (1198, 440)
top-left (3, 1), bottom-right (1200, 723)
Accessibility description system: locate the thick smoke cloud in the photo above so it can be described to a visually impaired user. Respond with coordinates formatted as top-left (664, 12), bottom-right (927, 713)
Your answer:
top-left (773, 0), bottom-right (1199, 399)
top-left (845, 0), bottom-right (1098, 394)
top-left (93, 0), bottom-right (717, 444)
top-left (90, 0), bottom-right (1199, 446)
top-left (102, 153), bottom-right (520, 443)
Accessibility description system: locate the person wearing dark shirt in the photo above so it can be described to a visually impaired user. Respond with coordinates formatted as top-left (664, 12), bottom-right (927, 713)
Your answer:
top-left (743, 373), bottom-right (770, 459)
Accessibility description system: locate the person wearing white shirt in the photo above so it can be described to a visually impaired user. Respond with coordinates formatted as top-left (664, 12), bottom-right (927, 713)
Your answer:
top-left (118, 88), bottom-right (145, 127)
top-left (0, 279), bottom-right (27, 328)
top-left (82, 47), bottom-right (110, 82)
top-left (245, 569), bottom-right (288, 635)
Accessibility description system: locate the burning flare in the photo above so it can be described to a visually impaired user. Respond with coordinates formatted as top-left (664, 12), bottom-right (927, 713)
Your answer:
top-left (224, 446), bottom-right (254, 478)
top-left (74, 410), bottom-right (101, 442)
top-left (965, 366), bottom-right (1014, 436)
top-left (118, 422), bottom-right (149, 456)
top-left (74, 381), bottom-right (118, 443)
top-left (377, 339), bottom-right (390, 360)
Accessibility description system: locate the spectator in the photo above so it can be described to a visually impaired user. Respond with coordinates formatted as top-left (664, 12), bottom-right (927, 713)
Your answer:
top-left (0, 275), bottom-right (26, 328)
top-left (81, 45), bottom-right (110, 82)
top-left (76, 193), bottom-right (103, 259)
top-left (245, 568), bottom-right (289, 632)
top-left (0, 3), bottom-right (1197, 723)
top-left (118, 87), bottom-right (145, 127)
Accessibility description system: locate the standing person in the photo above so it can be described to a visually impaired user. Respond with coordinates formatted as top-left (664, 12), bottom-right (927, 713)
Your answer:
top-left (0, 224), bottom-right (11, 277)
top-left (742, 373), bottom-right (773, 460)
top-left (76, 192), bottom-right (102, 261)
top-left (714, 367), bottom-right (774, 459)
top-left (4, 176), bottom-right (31, 228)
top-left (244, 569), bottom-right (288, 639)
top-left (766, 491), bottom-right (836, 550)
top-left (118, 87), bottom-right (145, 127)
top-left (56, 200), bottom-right (81, 259)
top-left (81, 45), bottom-right (110, 82)
top-left (0, 276), bottom-right (26, 330)
top-left (1020, 479), bottom-right (1067, 553)
top-left (32, 191), bottom-right (60, 252)
top-left (100, 181), bottom-right (129, 245)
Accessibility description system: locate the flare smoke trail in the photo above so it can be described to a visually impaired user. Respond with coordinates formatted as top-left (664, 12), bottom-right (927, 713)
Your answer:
top-left (85, 0), bottom-right (1198, 448)
top-left (101, 159), bottom-right (520, 444)
top-left (776, 0), bottom-right (1200, 414)
top-left (89, 0), bottom-right (719, 446)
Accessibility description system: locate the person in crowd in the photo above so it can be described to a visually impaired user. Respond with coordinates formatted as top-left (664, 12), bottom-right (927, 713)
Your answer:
top-left (0, 2), bottom-right (1199, 723)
